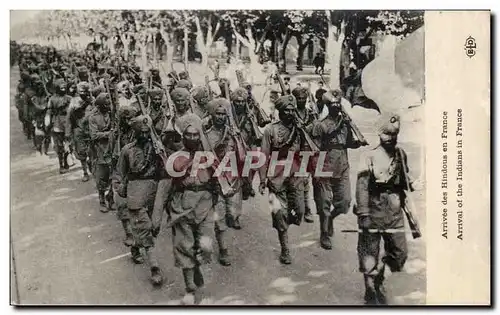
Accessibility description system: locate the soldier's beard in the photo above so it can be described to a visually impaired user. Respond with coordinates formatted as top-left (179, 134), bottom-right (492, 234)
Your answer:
top-left (184, 139), bottom-right (200, 151)
top-left (381, 140), bottom-right (397, 152)
top-left (279, 113), bottom-right (293, 125)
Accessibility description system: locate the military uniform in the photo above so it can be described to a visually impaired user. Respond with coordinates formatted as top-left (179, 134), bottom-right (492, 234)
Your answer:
top-left (191, 86), bottom-right (211, 125)
top-left (89, 93), bottom-right (115, 212)
top-left (292, 87), bottom-right (317, 223)
top-left (311, 90), bottom-right (361, 250)
top-left (112, 105), bottom-right (138, 247)
top-left (205, 98), bottom-right (246, 265)
top-left (116, 115), bottom-right (163, 286)
top-left (65, 82), bottom-right (94, 181)
top-left (29, 80), bottom-right (51, 155)
top-left (47, 79), bottom-right (72, 173)
top-left (259, 95), bottom-right (309, 265)
top-left (166, 115), bottom-right (217, 298)
top-left (232, 87), bottom-right (261, 201)
top-left (355, 114), bottom-right (413, 305)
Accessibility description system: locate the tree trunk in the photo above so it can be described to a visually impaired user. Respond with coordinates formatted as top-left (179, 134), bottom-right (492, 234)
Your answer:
top-left (325, 10), bottom-right (346, 89)
top-left (232, 25), bottom-right (262, 84)
top-left (296, 34), bottom-right (311, 71)
top-left (224, 33), bottom-right (233, 60)
top-left (278, 30), bottom-right (291, 73)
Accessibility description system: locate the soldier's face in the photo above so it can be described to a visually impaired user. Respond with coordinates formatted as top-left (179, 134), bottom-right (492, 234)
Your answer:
top-left (175, 99), bottom-right (188, 113)
top-left (183, 126), bottom-right (201, 150)
top-left (79, 91), bottom-right (91, 101)
top-left (137, 130), bottom-right (151, 143)
top-left (152, 95), bottom-right (162, 107)
top-left (296, 95), bottom-right (307, 107)
top-left (279, 106), bottom-right (295, 124)
top-left (58, 83), bottom-right (67, 94)
top-left (380, 132), bottom-right (398, 149)
top-left (327, 102), bottom-right (341, 115)
top-left (213, 107), bottom-right (227, 126)
top-left (233, 98), bottom-right (246, 112)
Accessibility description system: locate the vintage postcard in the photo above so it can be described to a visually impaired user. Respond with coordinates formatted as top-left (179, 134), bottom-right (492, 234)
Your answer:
top-left (9, 9), bottom-right (490, 305)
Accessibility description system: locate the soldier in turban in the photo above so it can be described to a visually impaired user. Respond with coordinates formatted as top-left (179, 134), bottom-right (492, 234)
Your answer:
top-left (171, 87), bottom-right (191, 118)
top-left (155, 114), bottom-right (217, 303)
top-left (354, 113), bottom-right (422, 305)
top-left (191, 86), bottom-right (210, 121)
top-left (205, 98), bottom-right (246, 264)
top-left (47, 78), bottom-right (73, 173)
top-left (292, 86), bottom-right (317, 223)
top-left (231, 87), bottom-right (259, 203)
top-left (258, 95), bottom-right (311, 265)
top-left (116, 115), bottom-right (163, 286)
top-left (148, 88), bottom-right (166, 135)
top-left (89, 93), bottom-right (115, 212)
top-left (65, 81), bottom-right (95, 182)
top-left (176, 79), bottom-right (193, 91)
top-left (112, 105), bottom-right (138, 247)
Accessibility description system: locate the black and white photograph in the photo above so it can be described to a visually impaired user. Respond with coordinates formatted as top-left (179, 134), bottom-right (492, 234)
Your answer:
top-left (9, 9), bottom-right (429, 306)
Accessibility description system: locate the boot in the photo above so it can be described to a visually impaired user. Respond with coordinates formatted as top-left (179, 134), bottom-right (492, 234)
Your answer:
top-left (278, 231), bottom-right (291, 265)
top-left (304, 207), bottom-right (314, 223)
top-left (131, 246), bottom-right (144, 264)
top-left (319, 216), bottom-right (332, 250)
top-left (232, 217), bottom-right (242, 230)
top-left (194, 266), bottom-right (204, 288)
top-left (43, 138), bottom-right (50, 155)
top-left (63, 151), bottom-right (70, 169)
top-left (106, 190), bottom-right (115, 210)
top-left (374, 266), bottom-right (387, 305)
top-left (81, 160), bottom-right (90, 182)
top-left (216, 230), bottom-right (231, 266)
top-left (98, 190), bottom-right (109, 213)
top-left (363, 275), bottom-right (378, 305)
top-left (182, 268), bottom-right (197, 293)
top-left (225, 213), bottom-right (235, 229)
top-left (121, 220), bottom-right (134, 247)
top-left (150, 266), bottom-right (164, 286)
top-left (58, 153), bottom-right (68, 174)
top-left (320, 232), bottom-right (332, 250)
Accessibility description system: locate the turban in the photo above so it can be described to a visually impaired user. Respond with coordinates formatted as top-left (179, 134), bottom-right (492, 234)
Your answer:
top-left (230, 88), bottom-right (248, 102)
top-left (117, 105), bottom-right (138, 120)
top-left (117, 80), bottom-right (130, 93)
top-left (77, 66), bottom-right (88, 74)
top-left (322, 89), bottom-right (343, 104)
top-left (130, 115), bottom-right (152, 132)
top-left (132, 84), bottom-right (146, 94)
top-left (377, 113), bottom-right (401, 135)
top-left (30, 74), bottom-right (41, 82)
top-left (77, 82), bottom-right (90, 93)
top-left (274, 95), bottom-right (297, 112)
top-left (179, 71), bottom-right (190, 80)
top-left (95, 93), bottom-right (110, 106)
top-left (206, 98), bottom-right (230, 117)
top-left (176, 79), bottom-right (193, 91)
top-left (91, 86), bottom-right (105, 98)
top-left (171, 88), bottom-right (190, 102)
top-left (191, 86), bottom-right (210, 103)
top-left (177, 113), bottom-right (205, 136)
top-left (147, 88), bottom-right (163, 98)
top-left (292, 87), bottom-right (308, 99)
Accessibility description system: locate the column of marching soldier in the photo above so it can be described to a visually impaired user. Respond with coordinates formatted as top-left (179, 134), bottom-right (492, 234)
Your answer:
top-left (11, 42), bottom-right (422, 305)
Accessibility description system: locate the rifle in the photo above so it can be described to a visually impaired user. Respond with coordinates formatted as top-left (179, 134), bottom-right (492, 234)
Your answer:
top-left (220, 80), bottom-right (249, 162)
top-left (319, 73), bottom-right (368, 146)
top-left (399, 148), bottom-right (422, 239)
top-left (306, 81), bottom-right (319, 118)
top-left (205, 75), bottom-right (214, 101)
top-left (235, 70), bottom-right (271, 127)
top-left (233, 71), bottom-right (264, 141)
top-left (275, 74), bottom-right (319, 152)
top-left (131, 88), bottom-right (171, 174)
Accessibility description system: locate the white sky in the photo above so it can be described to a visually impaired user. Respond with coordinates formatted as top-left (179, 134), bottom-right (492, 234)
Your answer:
top-left (10, 10), bottom-right (41, 27)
